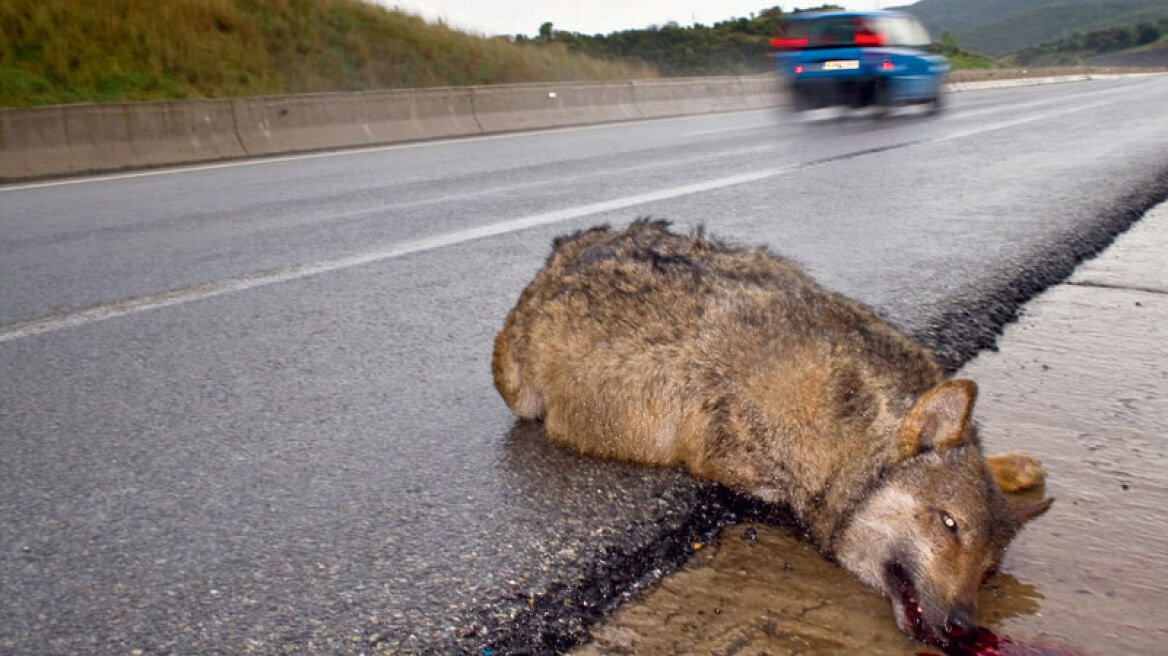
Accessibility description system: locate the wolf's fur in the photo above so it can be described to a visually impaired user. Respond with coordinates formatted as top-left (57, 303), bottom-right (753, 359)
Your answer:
top-left (492, 220), bottom-right (1050, 646)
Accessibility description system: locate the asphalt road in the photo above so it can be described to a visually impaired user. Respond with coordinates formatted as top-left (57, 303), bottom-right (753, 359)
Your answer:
top-left (3, 75), bottom-right (1168, 655)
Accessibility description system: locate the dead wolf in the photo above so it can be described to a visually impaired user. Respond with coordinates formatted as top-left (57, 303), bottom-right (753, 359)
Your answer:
top-left (492, 220), bottom-right (1052, 647)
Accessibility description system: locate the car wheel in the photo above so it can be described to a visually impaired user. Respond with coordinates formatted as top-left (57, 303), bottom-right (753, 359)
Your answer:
top-left (927, 91), bottom-right (945, 116)
top-left (871, 81), bottom-right (891, 119)
top-left (791, 85), bottom-right (812, 112)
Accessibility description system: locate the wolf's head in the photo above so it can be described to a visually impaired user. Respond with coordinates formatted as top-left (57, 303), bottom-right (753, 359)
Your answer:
top-left (836, 380), bottom-right (1052, 648)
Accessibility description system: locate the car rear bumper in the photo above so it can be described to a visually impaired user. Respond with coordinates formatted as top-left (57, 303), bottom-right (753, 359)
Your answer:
top-left (790, 76), bottom-right (883, 109)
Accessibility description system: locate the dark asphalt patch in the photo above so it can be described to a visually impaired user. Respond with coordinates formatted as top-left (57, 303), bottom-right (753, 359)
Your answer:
top-left (442, 425), bottom-right (798, 656)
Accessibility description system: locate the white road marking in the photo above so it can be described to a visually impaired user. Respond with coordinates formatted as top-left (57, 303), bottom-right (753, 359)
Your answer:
top-left (0, 166), bottom-right (789, 343)
top-left (684, 123), bottom-right (773, 136)
top-left (0, 100), bottom-right (1111, 344)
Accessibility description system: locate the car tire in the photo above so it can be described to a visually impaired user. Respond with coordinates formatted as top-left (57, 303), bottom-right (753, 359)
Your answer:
top-left (791, 85), bottom-right (812, 112)
top-left (927, 91), bottom-right (945, 116)
top-left (871, 81), bottom-right (891, 119)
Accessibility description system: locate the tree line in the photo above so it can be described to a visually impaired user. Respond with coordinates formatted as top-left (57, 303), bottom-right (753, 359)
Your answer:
top-left (515, 5), bottom-right (842, 76)
top-left (1013, 19), bottom-right (1168, 65)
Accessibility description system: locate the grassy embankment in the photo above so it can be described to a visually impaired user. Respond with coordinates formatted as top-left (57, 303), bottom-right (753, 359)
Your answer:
top-left (0, 0), bottom-right (656, 107)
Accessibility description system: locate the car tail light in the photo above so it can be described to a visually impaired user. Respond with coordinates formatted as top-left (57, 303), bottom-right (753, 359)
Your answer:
top-left (881, 61), bottom-right (895, 71)
top-left (795, 64), bottom-right (804, 75)
top-left (770, 37), bottom-right (808, 50)
top-left (854, 31), bottom-right (885, 46)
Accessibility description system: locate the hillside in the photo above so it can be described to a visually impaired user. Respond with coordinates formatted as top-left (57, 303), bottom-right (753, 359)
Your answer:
top-left (1086, 39), bottom-right (1168, 66)
top-left (1010, 19), bottom-right (1168, 65)
top-left (895, 0), bottom-right (1168, 56)
top-left (0, 0), bottom-right (656, 107)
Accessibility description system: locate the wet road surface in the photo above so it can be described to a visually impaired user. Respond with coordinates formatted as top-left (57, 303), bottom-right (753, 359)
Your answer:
top-left (2, 76), bottom-right (1168, 654)
top-left (576, 202), bottom-right (1168, 656)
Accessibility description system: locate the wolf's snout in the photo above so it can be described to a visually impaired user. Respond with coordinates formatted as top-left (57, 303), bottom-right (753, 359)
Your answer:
top-left (944, 603), bottom-right (977, 637)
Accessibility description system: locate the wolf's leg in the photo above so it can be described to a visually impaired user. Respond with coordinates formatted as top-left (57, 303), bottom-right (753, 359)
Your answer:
top-left (985, 453), bottom-right (1046, 492)
top-left (492, 329), bottom-right (544, 419)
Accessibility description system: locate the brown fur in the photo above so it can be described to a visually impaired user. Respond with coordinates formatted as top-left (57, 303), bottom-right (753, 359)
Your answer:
top-left (985, 452), bottom-right (1047, 493)
top-left (493, 220), bottom-right (1051, 646)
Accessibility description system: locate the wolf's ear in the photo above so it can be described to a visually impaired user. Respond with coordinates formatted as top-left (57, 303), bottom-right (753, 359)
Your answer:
top-left (897, 380), bottom-right (977, 459)
top-left (986, 452), bottom-right (1046, 493)
top-left (1010, 496), bottom-right (1054, 526)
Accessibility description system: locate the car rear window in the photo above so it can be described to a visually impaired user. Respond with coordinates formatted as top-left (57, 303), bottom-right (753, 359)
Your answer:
top-left (788, 16), bottom-right (863, 47)
top-left (780, 14), bottom-right (933, 49)
top-left (871, 17), bottom-right (932, 47)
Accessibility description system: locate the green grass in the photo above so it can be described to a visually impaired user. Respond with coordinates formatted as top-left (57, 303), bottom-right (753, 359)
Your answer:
top-left (948, 53), bottom-right (1000, 69)
top-left (0, 0), bottom-right (657, 107)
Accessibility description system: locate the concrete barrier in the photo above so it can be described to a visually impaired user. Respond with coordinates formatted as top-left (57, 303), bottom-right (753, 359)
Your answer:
top-left (737, 75), bottom-right (783, 109)
top-left (66, 100), bottom-right (243, 173)
top-left (632, 77), bottom-right (749, 118)
top-left (137, 100), bottom-right (244, 166)
top-left (231, 92), bottom-right (374, 157)
top-left (470, 81), bottom-right (641, 133)
top-left (360, 86), bottom-right (480, 143)
top-left (0, 105), bottom-right (70, 179)
top-left (0, 75), bottom-right (781, 181)
top-left (0, 99), bottom-right (242, 179)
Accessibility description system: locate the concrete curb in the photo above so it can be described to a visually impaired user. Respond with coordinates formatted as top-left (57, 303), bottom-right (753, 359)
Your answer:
top-left (943, 71), bottom-right (1163, 93)
top-left (945, 73), bottom-right (1091, 92)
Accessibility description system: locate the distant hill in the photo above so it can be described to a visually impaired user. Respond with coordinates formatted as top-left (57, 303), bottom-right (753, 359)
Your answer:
top-left (893, 0), bottom-right (1168, 56)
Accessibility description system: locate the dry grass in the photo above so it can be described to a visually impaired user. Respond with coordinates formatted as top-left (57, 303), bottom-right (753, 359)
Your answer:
top-left (0, 0), bottom-right (657, 107)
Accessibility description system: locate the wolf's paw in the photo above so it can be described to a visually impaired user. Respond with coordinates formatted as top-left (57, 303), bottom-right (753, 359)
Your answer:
top-left (986, 453), bottom-right (1046, 493)
top-left (514, 387), bottom-right (545, 420)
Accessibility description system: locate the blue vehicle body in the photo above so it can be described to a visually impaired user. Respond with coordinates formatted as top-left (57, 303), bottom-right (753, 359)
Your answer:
top-left (772, 11), bottom-right (949, 113)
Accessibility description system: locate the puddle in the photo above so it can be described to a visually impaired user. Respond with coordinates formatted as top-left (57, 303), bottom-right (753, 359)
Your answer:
top-left (573, 213), bottom-right (1168, 655)
top-left (574, 522), bottom-right (1049, 656)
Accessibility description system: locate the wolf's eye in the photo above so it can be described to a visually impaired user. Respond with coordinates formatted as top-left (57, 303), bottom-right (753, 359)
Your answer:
top-left (941, 512), bottom-right (959, 534)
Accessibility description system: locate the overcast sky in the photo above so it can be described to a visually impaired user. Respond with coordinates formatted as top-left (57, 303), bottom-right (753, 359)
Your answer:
top-left (381, 1), bottom-right (919, 38)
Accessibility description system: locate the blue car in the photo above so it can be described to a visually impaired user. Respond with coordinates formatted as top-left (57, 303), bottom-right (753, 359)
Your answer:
top-left (771, 11), bottom-right (949, 115)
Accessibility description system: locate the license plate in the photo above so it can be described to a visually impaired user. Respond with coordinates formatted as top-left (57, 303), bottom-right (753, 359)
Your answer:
top-left (823, 60), bottom-right (860, 70)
